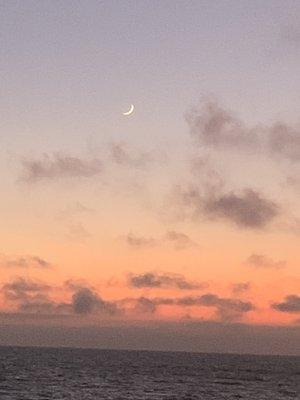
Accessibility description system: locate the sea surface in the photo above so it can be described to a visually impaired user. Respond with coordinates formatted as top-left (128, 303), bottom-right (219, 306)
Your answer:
top-left (0, 346), bottom-right (299, 399)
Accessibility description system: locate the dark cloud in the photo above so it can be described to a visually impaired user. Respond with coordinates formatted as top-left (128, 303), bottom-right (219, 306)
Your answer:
top-left (72, 287), bottom-right (118, 316)
top-left (133, 297), bottom-right (157, 314)
top-left (268, 123), bottom-right (300, 162)
top-left (110, 142), bottom-right (152, 169)
top-left (164, 231), bottom-right (197, 250)
top-left (124, 293), bottom-right (254, 322)
top-left (123, 231), bottom-right (196, 250)
top-left (123, 233), bottom-right (157, 249)
top-left (272, 295), bottom-right (300, 313)
top-left (246, 254), bottom-right (286, 269)
top-left (186, 99), bottom-right (258, 150)
top-left (179, 186), bottom-right (279, 229)
top-left (20, 153), bottom-right (102, 182)
top-left (187, 99), bottom-right (300, 162)
top-left (2, 279), bottom-right (118, 317)
top-left (203, 189), bottom-right (279, 229)
top-left (194, 294), bottom-right (254, 322)
top-left (167, 294), bottom-right (254, 322)
top-left (1, 278), bottom-right (62, 315)
top-left (231, 282), bottom-right (251, 295)
top-left (19, 300), bottom-right (70, 314)
top-left (1, 255), bottom-right (51, 269)
top-left (2, 277), bottom-right (51, 302)
top-left (128, 272), bottom-right (202, 290)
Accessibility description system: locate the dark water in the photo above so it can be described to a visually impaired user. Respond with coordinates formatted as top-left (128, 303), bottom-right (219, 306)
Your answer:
top-left (0, 346), bottom-right (299, 399)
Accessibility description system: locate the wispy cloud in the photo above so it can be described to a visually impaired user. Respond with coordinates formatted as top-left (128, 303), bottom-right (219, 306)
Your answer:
top-left (272, 295), bottom-right (300, 313)
top-left (2, 277), bottom-right (51, 302)
top-left (176, 186), bottom-right (279, 229)
top-left (0, 255), bottom-right (51, 269)
top-left (72, 287), bottom-right (118, 315)
top-left (187, 98), bottom-right (300, 162)
top-left (110, 142), bottom-right (152, 169)
top-left (128, 272), bottom-right (203, 290)
top-left (123, 231), bottom-right (197, 250)
top-left (20, 153), bottom-right (102, 182)
top-left (123, 233), bottom-right (157, 249)
top-left (231, 282), bottom-right (251, 295)
top-left (164, 231), bottom-right (197, 250)
top-left (246, 254), bottom-right (286, 269)
top-left (123, 293), bottom-right (254, 322)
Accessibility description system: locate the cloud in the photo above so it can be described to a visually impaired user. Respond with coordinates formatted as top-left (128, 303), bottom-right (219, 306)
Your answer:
top-left (20, 153), bottom-right (102, 182)
top-left (110, 142), bottom-right (152, 169)
top-left (167, 294), bottom-right (254, 322)
top-left (187, 99), bottom-right (300, 162)
top-left (132, 297), bottom-right (157, 314)
top-left (123, 231), bottom-right (196, 250)
top-left (2, 277), bottom-right (51, 302)
top-left (1, 277), bottom-right (252, 323)
top-left (71, 287), bottom-right (118, 316)
top-left (123, 293), bottom-right (254, 322)
top-left (2, 278), bottom-right (118, 317)
top-left (246, 254), bottom-right (286, 269)
top-left (123, 233), bottom-right (157, 249)
top-left (164, 231), bottom-right (197, 250)
top-left (19, 300), bottom-right (70, 314)
top-left (268, 123), bottom-right (300, 162)
top-left (231, 282), bottom-right (251, 295)
top-left (1, 278), bottom-right (71, 315)
top-left (203, 189), bottom-right (279, 229)
top-left (1, 255), bottom-right (51, 269)
top-left (128, 272), bottom-right (202, 290)
top-left (186, 99), bottom-right (258, 150)
top-left (179, 186), bottom-right (279, 229)
top-left (272, 295), bottom-right (300, 313)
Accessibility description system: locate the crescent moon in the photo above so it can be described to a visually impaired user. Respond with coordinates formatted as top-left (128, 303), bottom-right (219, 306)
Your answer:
top-left (122, 104), bottom-right (134, 116)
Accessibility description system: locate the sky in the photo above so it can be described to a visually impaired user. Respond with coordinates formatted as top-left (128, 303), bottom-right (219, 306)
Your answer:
top-left (0, 0), bottom-right (300, 355)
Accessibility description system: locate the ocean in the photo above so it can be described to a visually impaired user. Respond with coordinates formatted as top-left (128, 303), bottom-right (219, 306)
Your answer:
top-left (0, 346), bottom-right (299, 399)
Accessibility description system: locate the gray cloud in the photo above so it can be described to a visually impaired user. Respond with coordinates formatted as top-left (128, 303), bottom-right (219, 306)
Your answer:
top-left (2, 279), bottom-right (118, 317)
top-left (123, 233), bottom-right (157, 249)
top-left (162, 294), bottom-right (255, 322)
top-left (1, 255), bottom-right (51, 269)
top-left (164, 231), bottom-right (197, 250)
top-left (123, 231), bottom-right (196, 250)
top-left (19, 300), bottom-right (70, 314)
top-left (125, 293), bottom-right (254, 322)
top-left (186, 99), bottom-right (258, 151)
top-left (110, 142), bottom-right (152, 169)
top-left (179, 186), bottom-right (279, 229)
top-left (133, 297), bottom-right (157, 314)
top-left (272, 295), bottom-right (300, 313)
top-left (128, 272), bottom-right (202, 290)
top-left (203, 189), bottom-right (279, 229)
top-left (20, 153), bottom-right (102, 182)
top-left (72, 287), bottom-right (118, 316)
top-left (193, 294), bottom-right (254, 322)
top-left (2, 277), bottom-right (51, 302)
top-left (246, 254), bottom-right (286, 269)
top-left (268, 123), bottom-right (300, 162)
top-left (231, 282), bottom-right (251, 295)
top-left (187, 99), bottom-right (300, 162)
